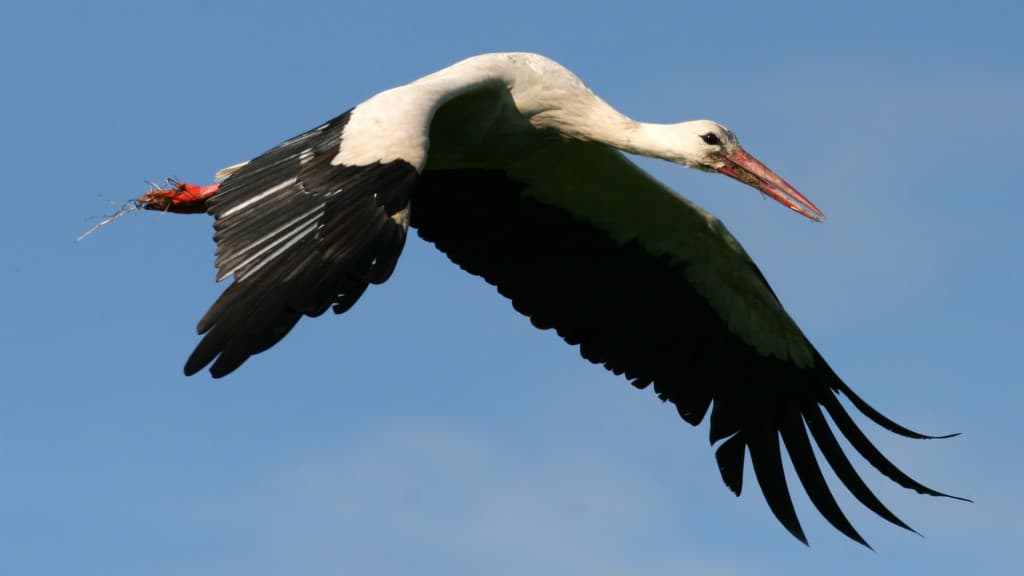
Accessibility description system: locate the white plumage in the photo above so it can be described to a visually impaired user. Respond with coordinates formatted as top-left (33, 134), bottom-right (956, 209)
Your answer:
top-left (137, 52), bottom-right (958, 546)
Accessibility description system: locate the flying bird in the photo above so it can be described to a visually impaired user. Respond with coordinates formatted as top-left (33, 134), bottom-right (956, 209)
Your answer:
top-left (138, 52), bottom-right (958, 546)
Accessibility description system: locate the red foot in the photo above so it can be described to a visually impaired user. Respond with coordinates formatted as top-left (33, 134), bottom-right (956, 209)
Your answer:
top-left (138, 181), bottom-right (220, 214)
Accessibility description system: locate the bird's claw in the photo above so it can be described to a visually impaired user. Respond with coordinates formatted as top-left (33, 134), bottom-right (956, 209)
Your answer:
top-left (138, 180), bottom-right (220, 214)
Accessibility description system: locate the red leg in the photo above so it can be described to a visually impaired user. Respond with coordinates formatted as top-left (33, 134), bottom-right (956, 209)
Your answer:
top-left (138, 181), bottom-right (220, 214)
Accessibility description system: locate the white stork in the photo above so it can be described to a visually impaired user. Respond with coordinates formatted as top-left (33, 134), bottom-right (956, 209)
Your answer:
top-left (139, 52), bottom-right (959, 546)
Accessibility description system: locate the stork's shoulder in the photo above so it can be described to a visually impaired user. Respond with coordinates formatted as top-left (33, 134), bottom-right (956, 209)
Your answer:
top-left (328, 85), bottom-right (431, 170)
top-left (334, 54), bottom-right (524, 170)
top-left (425, 52), bottom-right (577, 84)
top-left (333, 52), bottom-right (599, 171)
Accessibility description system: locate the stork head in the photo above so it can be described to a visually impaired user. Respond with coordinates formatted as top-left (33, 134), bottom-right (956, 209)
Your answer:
top-left (673, 120), bottom-right (825, 221)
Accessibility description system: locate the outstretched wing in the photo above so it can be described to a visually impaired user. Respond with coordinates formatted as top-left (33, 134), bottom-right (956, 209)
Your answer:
top-left (186, 111), bottom-right (418, 377)
top-left (413, 135), bottom-right (958, 546)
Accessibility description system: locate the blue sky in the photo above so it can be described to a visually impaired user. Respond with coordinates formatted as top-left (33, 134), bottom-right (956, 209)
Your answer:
top-left (2, 1), bottom-right (1021, 574)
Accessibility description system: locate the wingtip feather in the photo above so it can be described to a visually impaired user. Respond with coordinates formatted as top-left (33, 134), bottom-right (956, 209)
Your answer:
top-left (779, 410), bottom-right (870, 547)
top-left (822, 393), bottom-right (965, 501)
top-left (834, 380), bottom-right (959, 440)
top-left (748, 429), bottom-right (808, 545)
top-left (803, 405), bottom-right (918, 533)
top-left (714, 433), bottom-right (746, 496)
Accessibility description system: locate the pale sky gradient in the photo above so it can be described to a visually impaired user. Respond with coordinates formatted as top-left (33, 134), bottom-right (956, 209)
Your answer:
top-left (2, 1), bottom-right (1021, 575)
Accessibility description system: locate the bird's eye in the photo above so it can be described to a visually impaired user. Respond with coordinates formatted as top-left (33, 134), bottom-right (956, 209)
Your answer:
top-left (701, 133), bottom-right (722, 146)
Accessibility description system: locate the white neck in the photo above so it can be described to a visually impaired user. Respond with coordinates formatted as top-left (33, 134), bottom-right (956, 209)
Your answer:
top-left (439, 55), bottom-right (699, 162)
top-left (336, 52), bottom-right (704, 169)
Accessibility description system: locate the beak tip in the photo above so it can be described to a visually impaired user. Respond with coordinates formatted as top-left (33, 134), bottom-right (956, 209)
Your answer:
top-left (722, 148), bottom-right (824, 223)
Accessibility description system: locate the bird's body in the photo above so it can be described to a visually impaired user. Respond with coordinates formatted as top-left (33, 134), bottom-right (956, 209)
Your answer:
top-left (138, 52), bottom-right (956, 546)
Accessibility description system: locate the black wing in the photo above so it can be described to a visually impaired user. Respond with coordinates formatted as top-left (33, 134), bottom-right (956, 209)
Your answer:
top-left (412, 166), bottom-right (961, 547)
top-left (186, 111), bottom-right (418, 377)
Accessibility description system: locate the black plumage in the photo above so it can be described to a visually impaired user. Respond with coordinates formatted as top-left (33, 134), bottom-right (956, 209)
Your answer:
top-left (186, 111), bottom-right (417, 377)
top-left (411, 168), bottom-right (961, 545)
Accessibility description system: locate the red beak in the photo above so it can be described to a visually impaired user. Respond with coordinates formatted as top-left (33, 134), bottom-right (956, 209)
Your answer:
top-left (717, 148), bottom-right (824, 221)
